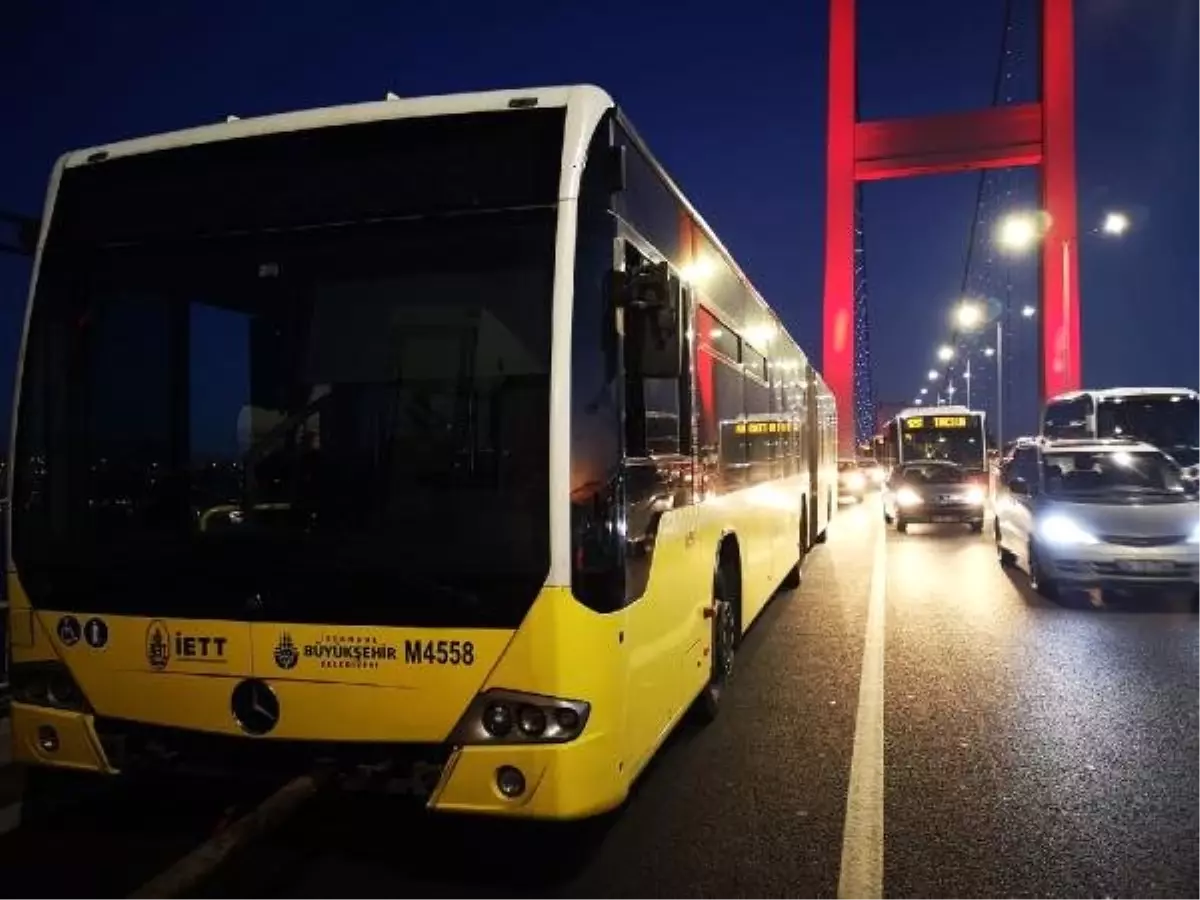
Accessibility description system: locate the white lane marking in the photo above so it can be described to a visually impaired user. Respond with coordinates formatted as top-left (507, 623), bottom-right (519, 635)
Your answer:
top-left (837, 520), bottom-right (887, 899)
top-left (129, 771), bottom-right (327, 899)
top-left (0, 802), bottom-right (19, 836)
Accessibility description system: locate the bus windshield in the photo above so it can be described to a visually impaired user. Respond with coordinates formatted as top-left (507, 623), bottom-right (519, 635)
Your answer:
top-left (12, 111), bottom-right (564, 628)
top-left (898, 415), bottom-right (985, 469)
top-left (1096, 394), bottom-right (1199, 468)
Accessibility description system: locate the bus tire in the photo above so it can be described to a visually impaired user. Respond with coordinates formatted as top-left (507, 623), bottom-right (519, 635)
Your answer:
top-left (813, 493), bottom-right (831, 544)
top-left (696, 555), bottom-right (740, 723)
top-left (780, 508), bottom-right (806, 590)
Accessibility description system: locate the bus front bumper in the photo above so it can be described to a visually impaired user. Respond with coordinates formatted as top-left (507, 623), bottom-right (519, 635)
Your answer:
top-left (9, 704), bottom-right (626, 821)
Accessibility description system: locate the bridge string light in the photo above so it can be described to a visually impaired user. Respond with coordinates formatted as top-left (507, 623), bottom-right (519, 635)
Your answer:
top-left (852, 186), bottom-right (876, 445)
top-left (914, 0), bottom-right (1035, 434)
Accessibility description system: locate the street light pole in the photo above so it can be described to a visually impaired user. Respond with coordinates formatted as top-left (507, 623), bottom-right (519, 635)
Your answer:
top-left (994, 319), bottom-right (1003, 451)
top-left (965, 356), bottom-right (971, 408)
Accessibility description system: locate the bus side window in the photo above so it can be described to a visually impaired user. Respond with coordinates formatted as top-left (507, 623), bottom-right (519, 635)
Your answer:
top-left (1043, 397), bottom-right (1091, 438)
top-left (621, 243), bottom-right (683, 459)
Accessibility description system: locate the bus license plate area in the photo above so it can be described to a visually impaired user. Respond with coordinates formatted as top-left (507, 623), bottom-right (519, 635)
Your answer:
top-left (94, 716), bottom-right (451, 786)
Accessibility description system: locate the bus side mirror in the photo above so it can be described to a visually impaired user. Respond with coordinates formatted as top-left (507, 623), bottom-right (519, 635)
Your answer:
top-left (612, 261), bottom-right (681, 380)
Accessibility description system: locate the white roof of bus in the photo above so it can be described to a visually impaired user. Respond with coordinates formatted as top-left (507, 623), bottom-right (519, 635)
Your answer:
top-left (1041, 437), bottom-right (1159, 454)
top-left (1049, 387), bottom-right (1198, 401)
top-left (60, 85), bottom-right (607, 168)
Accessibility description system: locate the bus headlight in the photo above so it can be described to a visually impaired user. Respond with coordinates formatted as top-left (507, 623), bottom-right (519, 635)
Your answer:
top-left (896, 487), bottom-right (923, 508)
top-left (11, 661), bottom-right (90, 712)
top-left (450, 689), bottom-right (590, 745)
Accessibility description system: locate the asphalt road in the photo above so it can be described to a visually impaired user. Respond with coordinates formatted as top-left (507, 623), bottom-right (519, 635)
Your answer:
top-left (1, 494), bottom-right (1196, 898)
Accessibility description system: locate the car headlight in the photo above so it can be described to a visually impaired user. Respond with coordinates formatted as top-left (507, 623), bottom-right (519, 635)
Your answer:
top-left (896, 486), bottom-right (923, 507)
top-left (1188, 522), bottom-right (1200, 544)
top-left (964, 486), bottom-right (985, 505)
top-left (1039, 515), bottom-right (1098, 546)
top-left (846, 473), bottom-right (865, 490)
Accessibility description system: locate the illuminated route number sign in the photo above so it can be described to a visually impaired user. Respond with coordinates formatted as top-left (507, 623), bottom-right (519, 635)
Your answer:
top-left (905, 416), bottom-right (967, 430)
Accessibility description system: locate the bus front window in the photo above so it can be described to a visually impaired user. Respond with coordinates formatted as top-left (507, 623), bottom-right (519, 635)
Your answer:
top-left (12, 111), bottom-right (563, 628)
top-left (901, 428), bottom-right (983, 468)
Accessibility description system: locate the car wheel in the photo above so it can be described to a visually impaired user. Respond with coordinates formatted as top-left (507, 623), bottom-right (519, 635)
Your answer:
top-left (995, 519), bottom-right (1016, 567)
top-left (895, 515), bottom-right (907, 534)
top-left (1028, 541), bottom-right (1058, 599)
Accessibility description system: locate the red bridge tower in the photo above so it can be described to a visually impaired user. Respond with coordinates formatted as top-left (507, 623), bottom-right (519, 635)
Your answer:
top-left (823, 0), bottom-right (1080, 453)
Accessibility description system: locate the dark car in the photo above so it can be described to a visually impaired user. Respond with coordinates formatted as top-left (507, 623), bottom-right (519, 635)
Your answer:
top-left (882, 460), bottom-right (986, 533)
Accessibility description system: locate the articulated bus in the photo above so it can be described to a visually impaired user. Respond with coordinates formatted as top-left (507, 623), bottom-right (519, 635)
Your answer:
top-left (879, 406), bottom-right (988, 478)
top-left (7, 85), bottom-right (837, 820)
top-left (1043, 388), bottom-right (1199, 476)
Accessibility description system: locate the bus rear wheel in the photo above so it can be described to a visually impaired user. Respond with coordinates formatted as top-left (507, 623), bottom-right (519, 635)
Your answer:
top-left (780, 509), bottom-right (807, 590)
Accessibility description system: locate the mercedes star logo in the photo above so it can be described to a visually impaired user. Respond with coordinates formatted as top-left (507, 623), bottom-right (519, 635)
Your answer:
top-left (230, 679), bottom-right (280, 736)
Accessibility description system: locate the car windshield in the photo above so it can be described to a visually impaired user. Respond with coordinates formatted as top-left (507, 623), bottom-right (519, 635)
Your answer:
top-left (1096, 395), bottom-right (1199, 467)
top-left (12, 109), bottom-right (564, 627)
top-left (1042, 449), bottom-right (1188, 500)
top-left (900, 463), bottom-right (966, 484)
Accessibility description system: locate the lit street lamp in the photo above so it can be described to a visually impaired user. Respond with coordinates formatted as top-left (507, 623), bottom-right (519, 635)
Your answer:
top-left (997, 212), bottom-right (1040, 253)
top-left (1101, 211), bottom-right (1129, 236)
top-left (928, 369), bottom-right (940, 381)
top-left (956, 298), bottom-right (1003, 444)
top-left (954, 302), bottom-right (984, 330)
top-left (937, 345), bottom-right (954, 363)
top-left (920, 387), bottom-right (928, 395)
top-left (1021, 305), bottom-right (1036, 318)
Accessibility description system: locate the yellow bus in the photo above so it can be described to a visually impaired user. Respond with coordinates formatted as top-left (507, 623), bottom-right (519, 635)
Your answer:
top-left (7, 85), bottom-right (837, 820)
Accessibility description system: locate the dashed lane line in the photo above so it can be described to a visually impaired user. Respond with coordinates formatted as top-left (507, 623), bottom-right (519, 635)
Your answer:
top-left (836, 519), bottom-right (887, 899)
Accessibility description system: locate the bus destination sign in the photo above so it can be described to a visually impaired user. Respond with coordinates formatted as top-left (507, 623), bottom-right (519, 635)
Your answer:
top-left (904, 415), bottom-right (969, 430)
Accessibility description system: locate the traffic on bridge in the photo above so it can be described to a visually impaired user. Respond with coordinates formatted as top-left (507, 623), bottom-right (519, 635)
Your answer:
top-left (0, 1), bottom-right (1195, 898)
